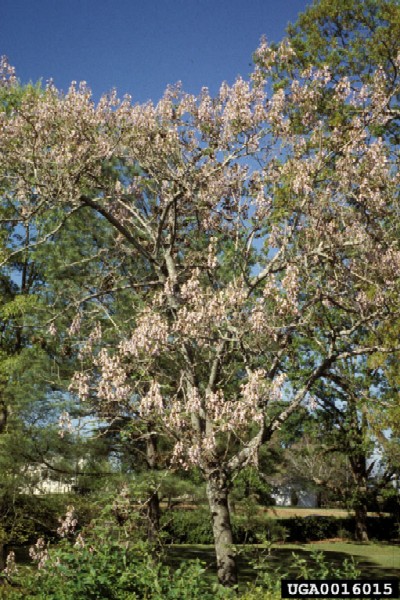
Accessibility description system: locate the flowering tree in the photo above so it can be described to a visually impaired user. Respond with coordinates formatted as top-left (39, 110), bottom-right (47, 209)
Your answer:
top-left (1, 38), bottom-right (400, 584)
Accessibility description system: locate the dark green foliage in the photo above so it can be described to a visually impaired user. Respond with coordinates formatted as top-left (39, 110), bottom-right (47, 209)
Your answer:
top-left (366, 516), bottom-right (399, 541)
top-left (231, 467), bottom-right (275, 508)
top-left (160, 509), bottom-right (400, 545)
top-left (0, 493), bottom-right (98, 547)
top-left (279, 515), bottom-right (398, 542)
top-left (380, 488), bottom-right (400, 518)
top-left (1, 541), bottom-right (233, 599)
top-left (286, 0), bottom-right (400, 82)
top-left (161, 508), bottom-right (214, 544)
top-left (161, 508), bottom-right (287, 545)
top-left (282, 0), bottom-right (400, 143)
top-left (232, 516), bottom-right (288, 545)
top-left (161, 508), bottom-right (400, 545)
top-left (282, 516), bottom-right (347, 542)
top-left (1, 514), bottom-right (233, 600)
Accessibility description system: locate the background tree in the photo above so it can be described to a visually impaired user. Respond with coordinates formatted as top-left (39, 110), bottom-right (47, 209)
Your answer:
top-left (315, 361), bottom-right (398, 541)
top-left (284, 429), bottom-right (350, 508)
top-left (0, 70), bottom-right (128, 566)
top-left (259, 0), bottom-right (400, 538)
top-left (278, 0), bottom-right (400, 144)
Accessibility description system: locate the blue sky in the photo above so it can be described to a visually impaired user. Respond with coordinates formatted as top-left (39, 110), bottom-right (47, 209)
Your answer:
top-left (1, 0), bottom-right (311, 103)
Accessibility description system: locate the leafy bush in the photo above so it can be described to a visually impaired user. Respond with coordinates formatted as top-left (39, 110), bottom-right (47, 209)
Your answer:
top-left (2, 542), bottom-right (233, 599)
top-left (291, 549), bottom-right (360, 579)
top-left (161, 507), bottom-right (287, 545)
top-left (162, 507), bottom-right (397, 547)
top-left (231, 468), bottom-right (275, 508)
top-left (232, 516), bottom-right (287, 544)
top-left (241, 548), bottom-right (360, 600)
top-left (0, 491), bottom-right (98, 547)
top-left (161, 508), bottom-right (214, 544)
top-left (278, 515), bottom-right (398, 542)
top-left (367, 517), bottom-right (398, 541)
top-left (1, 513), bottom-right (233, 599)
top-left (281, 516), bottom-right (342, 542)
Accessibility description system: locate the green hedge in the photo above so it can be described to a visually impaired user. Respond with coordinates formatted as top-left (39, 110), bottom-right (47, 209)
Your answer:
top-left (161, 509), bottom-right (287, 544)
top-left (161, 508), bottom-right (213, 544)
top-left (161, 509), bottom-right (399, 544)
top-left (280, 516), bottom-right (398, 542)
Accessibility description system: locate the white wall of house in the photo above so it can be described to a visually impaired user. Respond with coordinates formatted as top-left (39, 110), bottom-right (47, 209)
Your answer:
top-left (29, 478), bottom-right (74, 495)
top-left (271, 486), bottom-right (318, 508)
top-left (20, 465), bottom-right (74, 495)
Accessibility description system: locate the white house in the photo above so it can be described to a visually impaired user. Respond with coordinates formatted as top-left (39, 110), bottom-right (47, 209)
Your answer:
top-left (270, 482), bottom-right (318, 508)
top-left (20, 465), bottom-right (75, 495)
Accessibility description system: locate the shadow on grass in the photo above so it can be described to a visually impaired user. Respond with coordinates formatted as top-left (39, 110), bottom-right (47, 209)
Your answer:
top-left (165, 545), bottom-right (400, 585)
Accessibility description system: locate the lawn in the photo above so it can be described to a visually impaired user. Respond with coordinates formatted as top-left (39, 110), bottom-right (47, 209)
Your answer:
top-left (262, 507), bottom-right (385, 518)
top-left (300, 541), bottom-right (400, 575)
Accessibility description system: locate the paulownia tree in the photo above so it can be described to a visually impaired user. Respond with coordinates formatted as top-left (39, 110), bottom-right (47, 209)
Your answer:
top-left (0, 38), bottom-right (399, 584)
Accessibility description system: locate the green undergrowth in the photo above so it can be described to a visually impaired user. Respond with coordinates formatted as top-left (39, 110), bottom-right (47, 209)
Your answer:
top-left (166, 541), bottom-right (400, 583)
top-left (0, 543), bottom-right (368, 600)
top-left (161, 507), bottom-right (399, 544)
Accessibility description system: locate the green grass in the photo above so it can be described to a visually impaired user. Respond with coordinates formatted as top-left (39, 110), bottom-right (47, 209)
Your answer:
top-left (263, 507), bottom-right (353, 518)
top-left (296, 541), bottom-right (400, 574)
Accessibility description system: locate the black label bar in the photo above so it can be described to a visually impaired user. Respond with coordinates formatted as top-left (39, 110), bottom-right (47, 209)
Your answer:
top-left (281, 579), bottom-right (399, 598)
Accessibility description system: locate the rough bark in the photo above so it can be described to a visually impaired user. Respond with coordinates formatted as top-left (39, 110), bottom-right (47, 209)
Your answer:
top-left (0, 398), bottom-right (7, 574)
top-left (146, 489), bottom-right (160, 543)
top-left (349, 451), bottom-right (369, 542)
top-left (0, 400), bottom-right (7, 434)
top-left (354, 501), bottom-right (369, 542)
top-left (0, 543), bottom-right (6, 571)
top-left (145, 430), bottom-right (161, 543)
top-left (349, 406), bottom-right (370, 543)
top-left (0, 399), bottom-right (8, 574)
top-left (206, 470), bottom-right (237, 587)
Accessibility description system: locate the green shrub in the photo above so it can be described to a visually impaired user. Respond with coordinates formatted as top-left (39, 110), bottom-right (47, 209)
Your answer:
top-left (277, 515), bottom-right (398, 542)
top-left (241, 548), bottom-right (360, 600)
top-left (232, 515), bottom-right (287, 545)
top-left (291, 549), bottom-right (360, 579)
top-left (1, 527), bottom-right (232, 599)
top-left (1, 549), bottom-right (233, 599)
top-left (162, 508), bottom-right (399, 546)
top-left (366, 517), bottom-right (398, 541)
top-left (0, 491), bottom-right (98, 548)
top-left (283, 516), bottom-right (340, 542)
top-left (161, 508), bottom-right (287, 545)
top-left (161, 508), bottom-right (214, 544)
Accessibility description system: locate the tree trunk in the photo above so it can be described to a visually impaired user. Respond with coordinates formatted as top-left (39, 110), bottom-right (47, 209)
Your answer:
top-left (145, 430), bottom-right (160, 543)
top-left (0, 400), bottom-right (7, 434)
top-left (206, 471), bottom-right (238, 587)
top-left (354, 500), bottom-right (369, 542)
top-left (0, 399), bottom-right (7, 574)
top-left (350, 454), bottom-right (369, 542)
top-left (146, 488), bottom-right (160, 543)
top-left (0, 543), bottom-right (6, 571)
top-left (347, 401), bottom-right (369, 542)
